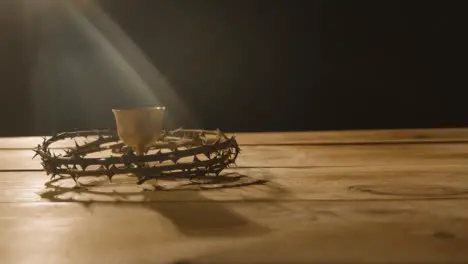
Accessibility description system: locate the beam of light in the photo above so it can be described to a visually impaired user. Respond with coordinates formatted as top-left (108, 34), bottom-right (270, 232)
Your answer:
top-left (64, 0), bottom-right (160, 105)
top-left (23, 0), bottom-right (195, 134)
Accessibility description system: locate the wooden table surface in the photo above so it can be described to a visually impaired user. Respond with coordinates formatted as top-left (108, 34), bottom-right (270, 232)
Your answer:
top-left (2, 128), bottom-right (468, 263)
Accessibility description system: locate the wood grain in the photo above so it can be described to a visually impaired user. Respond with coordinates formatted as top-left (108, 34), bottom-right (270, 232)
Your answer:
top-left (3, 127), bottom-right (468, 149)
top-left (1, 129), bottom-right (468, 263)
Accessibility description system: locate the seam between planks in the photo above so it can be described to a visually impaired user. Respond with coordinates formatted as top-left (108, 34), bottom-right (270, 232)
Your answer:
top-left (2, 139), bottom-right (468, 150)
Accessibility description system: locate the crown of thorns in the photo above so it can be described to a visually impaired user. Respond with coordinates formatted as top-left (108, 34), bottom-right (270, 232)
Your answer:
top-left (33, 129), bottom-right (240, 185)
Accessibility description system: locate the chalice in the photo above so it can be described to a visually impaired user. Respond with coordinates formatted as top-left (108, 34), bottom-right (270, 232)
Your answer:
top-left (112, 106), bottom-right (166, 156)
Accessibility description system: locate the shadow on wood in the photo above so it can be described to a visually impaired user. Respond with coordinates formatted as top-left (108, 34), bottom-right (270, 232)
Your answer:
top-left (38, 173), bottom-right (274, 238)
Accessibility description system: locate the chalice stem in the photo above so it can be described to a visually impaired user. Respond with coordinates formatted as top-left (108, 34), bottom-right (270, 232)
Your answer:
top-left (135, 145), bottom-right (145, 156)
top-left (134, 145), bottom-right (147, 168)
top-left (134, 145), bottom-right (157, 186)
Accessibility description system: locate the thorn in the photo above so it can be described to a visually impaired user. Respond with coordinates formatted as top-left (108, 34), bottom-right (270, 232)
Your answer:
top-left (137, 176), bottom-right (148, 185)
top-left (106, 173), bottom-right (114, 182)
top-left (213, 137), bottom-right (221, 145)
top-left (203, 152), bottom-right (211, 159)
top-left (80, 164), bottom-right (88, 171)
top-left (74, 140), bottom-right (80, 149)
top-left (106, 165), bottom-right (117, 181)
top-left (32, 150), bottom-right (39, 159)
top-left (215, 128), bottom-right (223, 139)
top-left (169, 154), bottom-right (179, 163)
top-left (50, 173), bottom-right (57, 181)
top-left (193, 155), bottom-right (201, 163)
top-left (72, 164), bottom-right (77, 170)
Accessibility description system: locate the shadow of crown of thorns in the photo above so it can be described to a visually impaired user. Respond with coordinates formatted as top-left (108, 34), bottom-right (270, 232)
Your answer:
top-left (33, 128), bottom-right (241, 185)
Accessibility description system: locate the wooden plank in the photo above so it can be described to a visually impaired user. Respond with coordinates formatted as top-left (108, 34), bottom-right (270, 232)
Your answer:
top-left (3, 142), bottom-right (468, 170)
top-left (0, 136), bottom-right (44, 149)
top-left (2, 165), bottom-right (468, 203)
top-left (1, 190), bottom-right (468, 263)
top-left (0, 150), bottom-right (40, 170)
top-left (239, 143), bottom-right (468, 167)
top-left (234, 127), bottom-right (468, 145)
top-left (3, 128), bottom-right (468, 149)
top-left (186, 220), bottom-right (468, 263)
top-left (2, 164), bottom-right (468, 263)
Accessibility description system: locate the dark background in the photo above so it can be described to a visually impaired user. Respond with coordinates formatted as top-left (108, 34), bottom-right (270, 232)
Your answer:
top-left (0, 0), bottom-right (466, 136)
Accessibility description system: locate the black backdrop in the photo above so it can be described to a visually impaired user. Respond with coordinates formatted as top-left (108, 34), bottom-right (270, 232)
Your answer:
top-left (0, 0), bottom-right (466, 136)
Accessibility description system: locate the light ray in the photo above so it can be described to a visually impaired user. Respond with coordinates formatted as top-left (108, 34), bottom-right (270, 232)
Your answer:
top-left (24, 0), bottom-right (195, 134)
